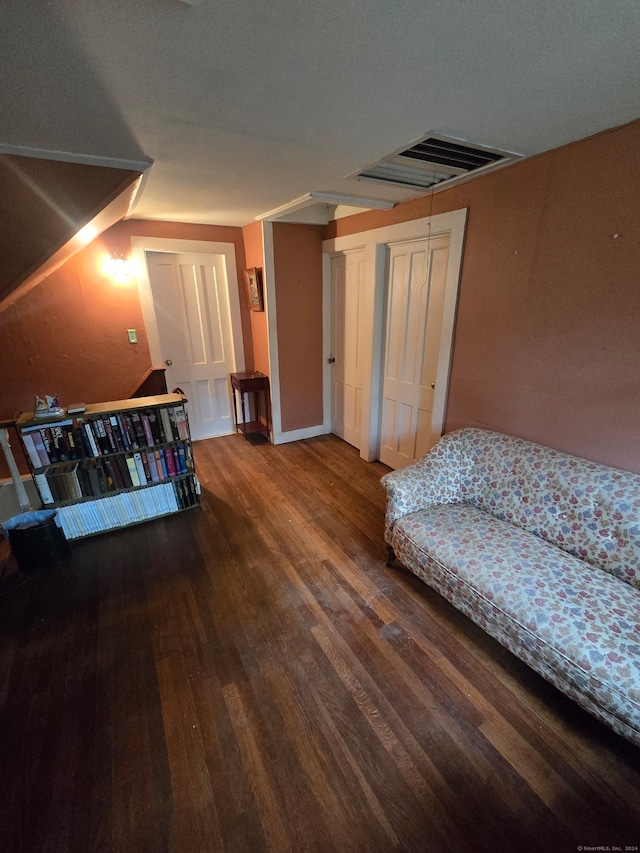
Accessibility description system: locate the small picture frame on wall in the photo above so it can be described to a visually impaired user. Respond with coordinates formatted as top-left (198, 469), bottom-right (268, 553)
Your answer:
top-left (244, 267), bottom-right (264, 312)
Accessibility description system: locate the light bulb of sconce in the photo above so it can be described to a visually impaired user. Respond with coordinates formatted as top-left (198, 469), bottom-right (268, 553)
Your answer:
top-left (105, 249), bottom-right (133, 282)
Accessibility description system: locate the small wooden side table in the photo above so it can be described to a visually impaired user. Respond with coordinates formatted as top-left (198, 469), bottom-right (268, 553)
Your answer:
top-left (230, 371), bottom-right (271, 442)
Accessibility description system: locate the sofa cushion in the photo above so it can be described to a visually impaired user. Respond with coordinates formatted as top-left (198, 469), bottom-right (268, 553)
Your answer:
top-left (392, 503), bottom-right (640, 740)
top-left (458, 429), bottom-right (640, 590)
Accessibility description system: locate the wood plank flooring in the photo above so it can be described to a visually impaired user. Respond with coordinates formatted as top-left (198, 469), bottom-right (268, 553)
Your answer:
top-left (0, 433), bottom-right (638, 852)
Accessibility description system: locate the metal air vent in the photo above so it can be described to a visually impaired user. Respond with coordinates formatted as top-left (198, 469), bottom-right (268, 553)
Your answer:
top-left (351, 133), bottom-right (522, 191)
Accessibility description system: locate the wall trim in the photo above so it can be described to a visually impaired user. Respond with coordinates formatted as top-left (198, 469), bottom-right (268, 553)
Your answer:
top-left (272, 424), bottom-right (328, 445)
top-left (0, 143), bottom-right (152, 173)
top-left (261, 221), bottom-right (282, 443)
top-left (130, 237), bottom-right (245, 379)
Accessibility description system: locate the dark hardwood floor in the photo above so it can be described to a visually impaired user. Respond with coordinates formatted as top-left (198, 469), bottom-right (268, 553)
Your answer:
top-left (0, 433), bottom-right (638, 852)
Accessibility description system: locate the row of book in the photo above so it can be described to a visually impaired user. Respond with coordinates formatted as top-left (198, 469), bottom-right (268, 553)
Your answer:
top-left (55, 478), bottom-right (199, 540)
top-left (21, 404), bottom-right (189, 469)
top-left (33, 443), bottom-right (193, 505)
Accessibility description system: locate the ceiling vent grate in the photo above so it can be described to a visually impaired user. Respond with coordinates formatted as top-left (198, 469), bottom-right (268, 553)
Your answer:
top-left (351, 133), bottom-right (522, 191)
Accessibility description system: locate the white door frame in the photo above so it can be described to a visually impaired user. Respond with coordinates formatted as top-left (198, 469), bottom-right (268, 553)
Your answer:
top-left (322, 208), bottom-right (467, 462)
top-left (130, 237), bottom-right (246, 388)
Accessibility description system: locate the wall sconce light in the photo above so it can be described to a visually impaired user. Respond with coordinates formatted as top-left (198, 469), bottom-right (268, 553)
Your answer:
top-left (105, 248), bottom-right (133, 283)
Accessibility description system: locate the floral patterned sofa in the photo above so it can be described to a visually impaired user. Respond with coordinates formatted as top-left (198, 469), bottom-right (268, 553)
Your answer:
top-left (381, 428), bottom-right (640, 746)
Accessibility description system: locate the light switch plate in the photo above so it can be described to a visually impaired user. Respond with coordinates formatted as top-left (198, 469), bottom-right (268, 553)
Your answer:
top-left (127, 329), bottom-right (137, 344)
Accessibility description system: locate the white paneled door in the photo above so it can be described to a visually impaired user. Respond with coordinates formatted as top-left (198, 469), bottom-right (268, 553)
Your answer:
top-left (330, 249), bottom-right (366, 449)
top-left (379, 236), bottom-right (450, 469)
top-left (145, 252), bottom-right (236, 441)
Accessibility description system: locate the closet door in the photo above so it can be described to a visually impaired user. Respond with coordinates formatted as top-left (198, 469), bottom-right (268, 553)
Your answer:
top-left (330, 249), bottom-right (366, 449)
top-left (379, 236), bottom-right (450, 469)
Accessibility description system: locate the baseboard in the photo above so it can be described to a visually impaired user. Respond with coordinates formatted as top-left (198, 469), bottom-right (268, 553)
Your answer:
top-left (272, 424), bottom-right (329, 445)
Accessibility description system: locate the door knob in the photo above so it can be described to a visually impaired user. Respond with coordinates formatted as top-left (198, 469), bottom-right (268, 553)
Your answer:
top-left (165, 359), bottom-right (173, 366)
top-left (431, 382), bottom-right (435, 389)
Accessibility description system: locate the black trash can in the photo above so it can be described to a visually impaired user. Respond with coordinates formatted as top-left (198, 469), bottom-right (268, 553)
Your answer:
top-left (2, 510), bottom-right (70, 572)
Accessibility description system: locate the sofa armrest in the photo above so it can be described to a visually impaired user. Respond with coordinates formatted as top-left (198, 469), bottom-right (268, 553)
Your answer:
top-left (380, 431), bottom-right (463, 542)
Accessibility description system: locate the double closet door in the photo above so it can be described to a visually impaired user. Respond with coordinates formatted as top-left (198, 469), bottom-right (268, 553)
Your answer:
top-left (330, 235), bottom-right (450, 469)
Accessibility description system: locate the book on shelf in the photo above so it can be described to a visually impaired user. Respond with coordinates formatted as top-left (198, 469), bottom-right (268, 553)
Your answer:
top-left (152, 449), bottom-right (164, 480)
top-left (50, 423), bottom-right (73, 461)
top-left (114, 455), bottom-right (133, 489)
top-left (40, 428), bottom-right (57, 463)
top-left (54, 461), bottom-right (82, 502)
top-left (68, 427), bottom-right (84, 459)
top-left (31, 430), bottom-right (50, 466)
top-left (140, 413), bottom-right (155, 447)
top-left (116, 414), bottom-right (132, 451)
top-left (96, 462), bottom-right (110, 495)
top-left (164, 445), bottom-right (177, 477)
top-left (86, 460), bottom-right (101, 496)
top-left (68, 462), bottom-right (83, 500)
top-left (147, 409), bottom-right (164, 444)
top-left (21, 431), bottom-right (45, 468)
top-left (174, 405), bottom-right (188, 440)
top-left (133, 452), bottom-right (147, 486)
top-left (42, 465), bottom-right (60, 502)
top-left (101, 418), bottom-right (117, 453)
top-left (34, 471), bottom-right (54, 505)
top-left (159, 407), bottom-right (174, 443)
top-left (166, 407), bottom-right (178, 441)
top-left (146, 450), bottom-right (160, 483)
top-left (70, 427), bottom-right (86, 458)
top-left (100, 460), bottom-right (113, 492)
top-left (79, 421), bottom-right (100, 457)
top-left (47, 463), bottom-right (67, 502)
top-left (176, 443), bottom-right (187, 474)
top-left (125, 456), bottom-right (140, 487)
top-left (77, 461), bottom-right (93, 498)
top-left (175, 478), bottom-right (186, 509)
top-left (91, 418), bottom-right (113, 455)
top-left (46, 465), bottom-right (65, 502)
top-left (143, 450), bottom-right (154, 482)
top-left (105, 457), bottom-right (124, 490)
top-left (77, 424), bottom-right (95, 457)
top-left (108, 415), bottom-right (125, 451)
top-left (129, 412), bottom-right (147, 447)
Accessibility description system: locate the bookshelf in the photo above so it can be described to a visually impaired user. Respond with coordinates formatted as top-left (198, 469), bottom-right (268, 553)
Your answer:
top-left (15, 393), bottom-right (200, 540)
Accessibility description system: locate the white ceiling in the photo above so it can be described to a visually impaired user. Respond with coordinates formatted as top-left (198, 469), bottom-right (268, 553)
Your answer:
top-left (2, 0), bottom-right (640, 227)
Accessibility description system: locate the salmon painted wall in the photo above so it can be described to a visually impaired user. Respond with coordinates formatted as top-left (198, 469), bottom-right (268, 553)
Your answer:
top-left (241, 221), bottom-right (269, 375)
top-left (272, 223), bottom-right (324, 433)
top-left (326, 120), bottom-right (640, 474)
top-left (0, 154), bottom-right (141, 303)
top-left (0, 219), bottom-right (248, 478)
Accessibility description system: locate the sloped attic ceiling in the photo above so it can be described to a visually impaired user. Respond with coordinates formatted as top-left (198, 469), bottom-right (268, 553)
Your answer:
top-left (0, 155), bottom-right (144, 307)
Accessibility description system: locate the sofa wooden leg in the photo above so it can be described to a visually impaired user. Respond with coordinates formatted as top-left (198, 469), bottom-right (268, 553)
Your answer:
top-left (385, 545), bottom-right (397, 567)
